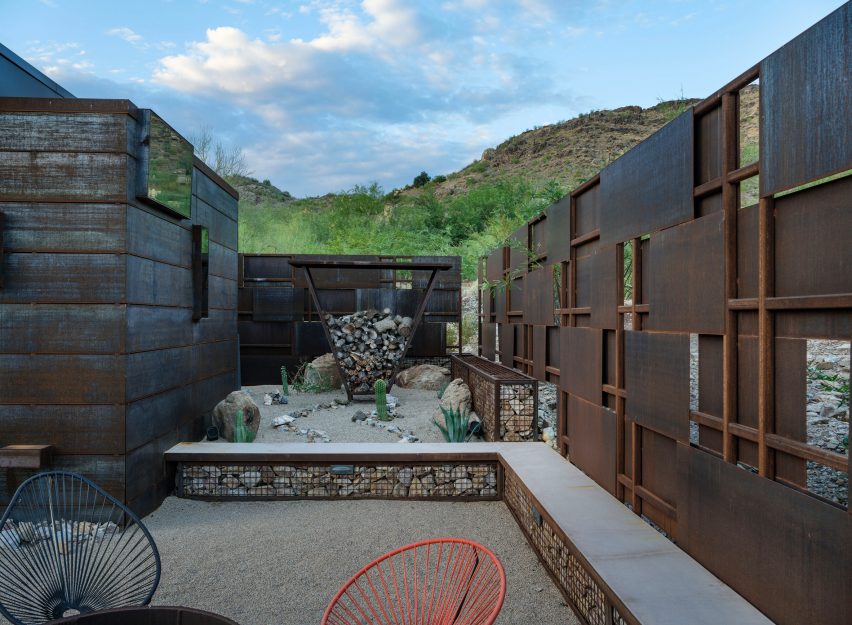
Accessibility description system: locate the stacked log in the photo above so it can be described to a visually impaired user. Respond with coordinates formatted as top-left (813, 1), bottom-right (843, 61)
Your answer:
top-left (325, 308), bottom-right (413, 394)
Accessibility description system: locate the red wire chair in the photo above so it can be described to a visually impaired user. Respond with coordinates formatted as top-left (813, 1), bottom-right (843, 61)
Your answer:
top-left (322, 538), bottom-right (506, 625)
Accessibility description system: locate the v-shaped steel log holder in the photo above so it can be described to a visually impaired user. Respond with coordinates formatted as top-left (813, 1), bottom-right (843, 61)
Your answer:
top-left (289, 258), bottom-right (453, 401)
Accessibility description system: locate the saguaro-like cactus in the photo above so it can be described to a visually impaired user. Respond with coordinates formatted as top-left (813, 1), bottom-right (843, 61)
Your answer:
top-left (280, 366), bottom-right (289, 396)
top-left (375, 379), bottom-right (389, 421)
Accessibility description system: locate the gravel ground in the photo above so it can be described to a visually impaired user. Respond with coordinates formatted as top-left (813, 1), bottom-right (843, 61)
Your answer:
top-left (145, 497), bottom-right (578, 625)
top-left (247, 384), bottom-right (463, 444)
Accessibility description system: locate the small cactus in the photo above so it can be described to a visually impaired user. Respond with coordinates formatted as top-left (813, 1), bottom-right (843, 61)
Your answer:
top-left (280, 366), bottom-right (289, 396)
top-left (375, 379), bottom-right (389, 421)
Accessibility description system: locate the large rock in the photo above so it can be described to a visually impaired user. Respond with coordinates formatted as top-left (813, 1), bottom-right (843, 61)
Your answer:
top-left (396, 364), bottom-right (451, 390)
top-left (212, 391), bottom-right (260, 442)
top-left (304, 353), bottom-right (343, 390)
top-left (434, 378), bottom-right (475, 431)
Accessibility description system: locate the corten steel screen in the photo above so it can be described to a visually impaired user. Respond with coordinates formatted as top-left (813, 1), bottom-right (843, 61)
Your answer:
top-left (478, 6), bottom-right (850, 625)
top-left (238, 253), bottom-right (461, 385)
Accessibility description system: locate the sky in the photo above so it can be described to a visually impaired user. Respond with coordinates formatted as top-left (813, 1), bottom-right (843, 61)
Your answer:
top-left (1, 0), bottom-right (846, 197)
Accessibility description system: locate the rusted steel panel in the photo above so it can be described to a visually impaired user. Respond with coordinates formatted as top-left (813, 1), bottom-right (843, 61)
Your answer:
top-left (126, 346), bottom-right (192, 402)
top-left (127, 205), bottom-right (191, 266)
top-left (533, 325), bottom-right (547, 380)
top-left (737, 204), bottom-right (759, 299)
top-left (500, 324), bottom-right (514, 368)
top-left (481, 322), bottom-right (496, 360)
top-left (208, 242), bottom-right (238, 281)
top-left (567, 396), bottom-right (617, 494)
top-left (425, 289), bottom-right (460, 315)
top-left (316, 288), bottom-right (356, 314)
top-left (574, 252), bottom-right (592, 309)
top-left (0, 152), bottom-right (130, 202)
top-left (0, 253), bottom-right (125, 304)
top-left (761, 2), bottom-right (851, 196)
top-left (2, 202), bottom-right (126, 252)
top-left (736, 336), bottom-right (760, 467)
top-left (194, 168), bottom-right (238, 222)
top-left (589, 246), bottom-right (617, 330)
top-left (485, 248), bottom-right (504, 282)
top-left (509, 226), bottom-right (527, 271)
top-left (625, 331), bottom-right (689, 442)
top-left (574, 181), bottom-right (600, 236)
top-left (678, 445), bottom-right (851, 625)
top-left (126, 255), bottom-right (190, 307)
top-left (295, 321), bottom-right (328, 355)
top-left (127, 305), bottom-right (192, 352)
top-left (252, 287), bottom-right (304, 321)
top-left (412, 255), bottom-right (461, 288)
top-left (695, 105), bottom-right (722, 185)
top-left (604, 330), bottom-right (616, 387)
top-left (360, 287), bottom-right (420, 316)
top-left (647, 212), bottom-right (725, 334)
top-left (641, 428), bottom-right (678, 513)
top-left (126, 386), bottom-right (193, 451)
top-left (0, 111), bottom-right (132, 152)
top-left (546, 326), bottom-right (560, 376)
top-left (775, 310), bottom-right (850, 340)
top-left (698, 335), bottom-right (724, 454)
top-left (696, 191), bottom-right (722, 218)
top-left (194, 309), bottom-right (237, 345)
top-left (493, 283), bottom-right (507, 325)
top-left (774, 339), bottom-right (807, 486)
top-left (774, 176), bottom-right (851, 297)
top-left (530, 217), bottom-right (546, 258)
top-left (1, 304), bottom-right (124, 354)
top-left (242, 254), bottom-right (293, 281)
top-left (0, 456), bottom-right (126, 509)
top-left (241, 353), bottom-right (298, 385)
top-left (408, 321), bottom-right (446, 357)
top-left (545, 196), bottom-right (571, 262)
top-left (0, 354), bottom-right (124, 404)
top-left (560, 326), bottom-right (602, 403)
top-left (639, 237), bottom-right (650, 304)
top-left (523, 266), bottom-right (553, 325)
top-left (237, 319), bottom-right (292, 346)
top-left (193, 197), bottom-right (238, 251)
top-left (208, 274), bottom-right (237, 311)
top-left (193, 340), bottom-right (237, 382)
top-left (0, 405), bottom-right (124, 455)
top-left (600, 109), bottom-right (694, 244)
top-left (508, 275), bottom-right (524, 314)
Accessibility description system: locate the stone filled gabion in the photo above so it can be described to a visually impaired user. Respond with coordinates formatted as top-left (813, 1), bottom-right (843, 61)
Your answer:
top-left (500, 385), bottom-right (536, 441)
top-left (325, 308), bottom-right (412, 394)
top-left (180, 463), bottom-right (499, 499)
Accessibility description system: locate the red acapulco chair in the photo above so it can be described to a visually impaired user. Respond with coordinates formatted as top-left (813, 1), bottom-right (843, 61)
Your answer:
top-left (322, 538), bottom-right (506, 625)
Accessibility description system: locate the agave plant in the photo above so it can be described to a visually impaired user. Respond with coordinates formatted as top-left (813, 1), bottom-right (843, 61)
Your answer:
top-left (434, 405), bottom-right (479, 443)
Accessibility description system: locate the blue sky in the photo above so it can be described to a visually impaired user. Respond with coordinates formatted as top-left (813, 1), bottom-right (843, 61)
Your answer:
top-left (1, 0), bottom-right (845, 196)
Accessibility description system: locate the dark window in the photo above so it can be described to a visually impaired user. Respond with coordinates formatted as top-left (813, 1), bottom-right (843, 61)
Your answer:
top-left (192, 225), bottom-right (209, 320)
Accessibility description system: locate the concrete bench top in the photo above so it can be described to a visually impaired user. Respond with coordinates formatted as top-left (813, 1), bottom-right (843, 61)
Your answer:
top-left (164, 441), bottom-right (771, 625)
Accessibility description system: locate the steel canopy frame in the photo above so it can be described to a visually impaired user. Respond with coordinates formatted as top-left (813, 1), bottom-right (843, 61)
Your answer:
top-left (289, 258), bottom-right (453, 400)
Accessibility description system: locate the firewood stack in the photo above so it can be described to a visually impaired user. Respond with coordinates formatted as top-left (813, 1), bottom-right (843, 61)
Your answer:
top-left (325, 308), bottom-right (413, 394)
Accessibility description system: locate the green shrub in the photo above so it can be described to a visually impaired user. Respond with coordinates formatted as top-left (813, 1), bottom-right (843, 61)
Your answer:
top-left (434, 405), bottom-right (478, 442)
top-left (413, 171), bottom-right (431, 187)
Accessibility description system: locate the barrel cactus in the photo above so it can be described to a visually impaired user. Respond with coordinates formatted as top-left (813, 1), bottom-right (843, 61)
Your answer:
top-left (375, 379), bottom-right (389, 421)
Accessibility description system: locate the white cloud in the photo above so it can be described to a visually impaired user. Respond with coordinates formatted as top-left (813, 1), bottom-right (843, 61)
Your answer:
top-left (107, 27), bottom-right (143, 44)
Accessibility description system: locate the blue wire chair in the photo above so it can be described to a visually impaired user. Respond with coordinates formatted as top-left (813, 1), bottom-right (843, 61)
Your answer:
top-left (0, 471), bottom-right (161, 625)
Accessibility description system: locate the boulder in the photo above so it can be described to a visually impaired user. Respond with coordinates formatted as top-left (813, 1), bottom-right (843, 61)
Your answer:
top-left (304, 353), bottom-right (343, 390)
top-left (212, 391), bottom-right (260, 442)
top-left (433, 378), bottom-right (475, 430)
top-left (396, 364), bottom-right (452, 390)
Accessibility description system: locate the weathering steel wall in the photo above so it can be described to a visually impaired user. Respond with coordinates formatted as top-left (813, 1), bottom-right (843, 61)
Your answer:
top-left (0, 98), bottom-right (239, 516)
top-left (480, 6), bottom-right (850, 625)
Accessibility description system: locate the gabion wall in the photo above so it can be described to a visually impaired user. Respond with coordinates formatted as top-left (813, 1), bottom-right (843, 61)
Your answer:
top-left (179, 462), bottom-right (500, 500)
top-left (503, 469), bottom-right (631, 625)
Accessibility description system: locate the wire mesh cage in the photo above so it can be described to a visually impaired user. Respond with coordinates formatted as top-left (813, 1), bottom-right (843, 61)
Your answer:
top-left (0, 471), bottom-right (160, 625)
top-left (450, 354), bottom-right (538, 442)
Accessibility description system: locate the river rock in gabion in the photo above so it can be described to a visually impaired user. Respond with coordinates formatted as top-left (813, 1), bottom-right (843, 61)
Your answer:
top-left (212, 391), bottom-right (261, 442)
top-left (325, 309), bottom-right (412, 394)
